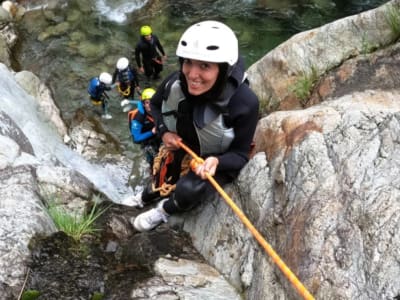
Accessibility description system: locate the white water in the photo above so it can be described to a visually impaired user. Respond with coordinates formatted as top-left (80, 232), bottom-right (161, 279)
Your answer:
top-left (0, 63), bottom-right (134, 203)
top-left (95, 0), bottom-right (148, 23)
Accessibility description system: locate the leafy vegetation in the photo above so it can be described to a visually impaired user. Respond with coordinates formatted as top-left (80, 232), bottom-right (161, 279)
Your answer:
top-left (21, 290), bottom-right (40, 300)
top-left (46, 197), bottom-right (109, 242)
top-left (290, 66), bottom-right (319, 105)
top-left (385, 4), bottom-right (400, 39)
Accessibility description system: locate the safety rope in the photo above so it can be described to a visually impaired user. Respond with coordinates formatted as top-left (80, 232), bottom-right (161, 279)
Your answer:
top-left (178, 141), bottom-right (315, 300)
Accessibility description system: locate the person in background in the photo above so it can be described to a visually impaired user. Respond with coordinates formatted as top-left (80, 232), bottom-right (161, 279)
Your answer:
top-left (112, 57), bottom-right (140, 100)
top-left (134, 25), bottom-right (167, 82)
top-left (88, 72), bottom-right (113, 119)
top-left (128, 87), bottom-right (160, 168)
top-left (132, 20), bottom-right (259, 232)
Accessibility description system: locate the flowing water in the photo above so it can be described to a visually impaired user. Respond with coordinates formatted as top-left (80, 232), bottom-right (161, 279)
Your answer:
top-left (14, 0), bottom-right (389, 159)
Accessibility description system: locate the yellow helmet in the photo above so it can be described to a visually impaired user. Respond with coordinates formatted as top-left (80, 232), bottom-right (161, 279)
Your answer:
top-left (140, 25), bottom-right (152, 36)
top-left (141, 88), bottom-right (156, 101)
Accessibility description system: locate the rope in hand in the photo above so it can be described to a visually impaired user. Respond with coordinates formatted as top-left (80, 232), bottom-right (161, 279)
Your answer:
top-left (178, 141), bottom-right (315, 300)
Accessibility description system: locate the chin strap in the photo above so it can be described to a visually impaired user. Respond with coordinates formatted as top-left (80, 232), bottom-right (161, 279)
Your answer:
top-left (179, 141), bottom-right (315, 300)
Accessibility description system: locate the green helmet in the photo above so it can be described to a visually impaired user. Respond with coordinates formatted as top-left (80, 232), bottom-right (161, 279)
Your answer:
top-left (140, 25), bottom-right (152, 36)
top-left (141, 88), bottom-right (156, 101)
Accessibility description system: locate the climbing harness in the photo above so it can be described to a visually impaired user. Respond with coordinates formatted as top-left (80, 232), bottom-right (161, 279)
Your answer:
top-left (178, 141), bottom-right (315, 300)
top-left (117, 83), bottom-right (131, 97)
top-left (151, 145), bottom-right (191, 197)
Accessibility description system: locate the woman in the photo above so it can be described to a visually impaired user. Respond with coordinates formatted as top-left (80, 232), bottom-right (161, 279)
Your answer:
top-left (132, 20), bottom-right (259, 232)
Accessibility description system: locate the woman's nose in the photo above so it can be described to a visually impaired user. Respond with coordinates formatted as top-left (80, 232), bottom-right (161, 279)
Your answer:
top-left (187, 65), bottom-right (200, 78)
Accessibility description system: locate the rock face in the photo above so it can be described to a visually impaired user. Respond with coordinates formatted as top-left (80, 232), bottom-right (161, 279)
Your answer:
top-left (1, 1), bottom-right (400, 300)
top-left (182, 1), bottom-right (400, 299)
top-left (247, 0), bottom-right (400, 114)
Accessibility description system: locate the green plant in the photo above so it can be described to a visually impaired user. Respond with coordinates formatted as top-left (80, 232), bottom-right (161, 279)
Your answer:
top-left (21, 290), bottom-right (40, 300)
top-left (385, 4), bottom-right (400, 39)
top-left (47, 200), bottom-right (109, 242)
top-left (360, 33), bottom-right (378, 54)
top-left (290, 66), bottom-right (318, 104)
top-left (91, 292), bottom-right (105, 300)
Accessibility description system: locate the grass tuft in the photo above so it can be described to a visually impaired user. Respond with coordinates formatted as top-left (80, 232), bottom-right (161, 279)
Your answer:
top-left (385, 4), bottom-right (400, 39)
top-left (47, 199), bottom-right (108, 242)
top-left (290, 66), bottom-right (318, 105)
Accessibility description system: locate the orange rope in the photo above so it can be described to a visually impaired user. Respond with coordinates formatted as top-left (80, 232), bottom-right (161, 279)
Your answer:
top-left (178, 141), bottom-right (315, 300)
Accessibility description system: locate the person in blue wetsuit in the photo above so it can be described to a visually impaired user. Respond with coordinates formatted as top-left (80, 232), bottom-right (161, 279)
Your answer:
top-left (132, 20), bottom-right (259, 232)
top-left (128, 88), bottom-right (160, 168)
top-left (88, 72), bottom-right (113, 119)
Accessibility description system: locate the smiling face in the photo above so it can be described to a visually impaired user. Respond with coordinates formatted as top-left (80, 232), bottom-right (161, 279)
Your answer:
top-left (181, 59), bottom-right (219, 96)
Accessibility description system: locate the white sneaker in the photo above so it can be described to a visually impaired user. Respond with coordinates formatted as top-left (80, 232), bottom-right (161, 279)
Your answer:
top-left (102, 113), bottom-right (112, 119)
top-left (120, 99), bottom-right (130, 107)
top-left (132, 199), bottom-right (169, 232)
top-left (122, 104), bottom-right (133, 112)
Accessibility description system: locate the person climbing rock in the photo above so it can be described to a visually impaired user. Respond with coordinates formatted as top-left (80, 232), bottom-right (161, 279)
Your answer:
top-left (131, 20), bottom-right (259, 232)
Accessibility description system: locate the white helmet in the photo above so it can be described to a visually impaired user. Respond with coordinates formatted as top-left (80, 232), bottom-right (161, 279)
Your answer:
top-left (176, 20), bottom-right (238, 66)
top-left (99, 72), bottom-right (112, 85)
top-left (116, 57), bottom-right (129, 70)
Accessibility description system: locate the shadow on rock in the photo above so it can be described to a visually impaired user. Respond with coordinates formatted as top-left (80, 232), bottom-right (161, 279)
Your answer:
top-left (25, 201), bottom-right (204, 300)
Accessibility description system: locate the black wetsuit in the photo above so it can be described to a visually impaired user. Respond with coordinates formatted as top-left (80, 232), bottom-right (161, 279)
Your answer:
top-left (112, 65), bottom-right (140, 99)
top-left (134, 35), bottom-right (165, 80)
top-left (150, 57), bottom-right (259, 213)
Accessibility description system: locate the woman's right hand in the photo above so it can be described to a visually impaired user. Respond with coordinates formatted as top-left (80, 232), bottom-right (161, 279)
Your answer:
top-left (162, 132), bottom-right (182, 151)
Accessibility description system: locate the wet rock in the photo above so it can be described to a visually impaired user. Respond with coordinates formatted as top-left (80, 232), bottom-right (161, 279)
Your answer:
top-left (24, 203), bottom-right (240, 300)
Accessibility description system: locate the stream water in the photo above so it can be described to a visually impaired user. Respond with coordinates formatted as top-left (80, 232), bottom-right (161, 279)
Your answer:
top-left (14, 0), bottom-right (389, 159)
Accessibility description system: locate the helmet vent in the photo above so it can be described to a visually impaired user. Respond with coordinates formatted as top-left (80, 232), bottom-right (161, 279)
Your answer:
top-left (206, 45), bottom-right (219, 51)
top-left (181, 41), bottom-right (187, 46)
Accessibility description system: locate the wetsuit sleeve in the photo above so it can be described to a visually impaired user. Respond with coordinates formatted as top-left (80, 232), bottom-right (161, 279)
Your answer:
top-left (130, 119), bottom-right (154, 143)
top-left (134, 43), bottom-right (142, 68)
top-left (112, 69), bottom-right (117, 84)
top-left (131, 67), bottom-right (139, 86)
top-left (99, 83), bottom-right (111, 99)
top-left (216, 85), bottom-right (259, 172)
top-left (154, 36), bottom-right (165, 56)
top-left (150, 72), bottom-right (178, 137)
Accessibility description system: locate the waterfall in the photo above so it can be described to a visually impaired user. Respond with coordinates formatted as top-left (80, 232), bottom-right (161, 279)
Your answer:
top-left (95, 0), bottom-right (148, 23)
top-left (0, 63), bottom-right (133, 203)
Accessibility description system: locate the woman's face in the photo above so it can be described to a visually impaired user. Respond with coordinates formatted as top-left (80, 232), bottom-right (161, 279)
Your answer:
top-left (181, 59), bottom-right (219, 96)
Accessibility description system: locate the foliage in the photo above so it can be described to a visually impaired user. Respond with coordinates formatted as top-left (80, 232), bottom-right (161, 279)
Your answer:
top-left (91, 292), bottom-right (105, 300)
top-left (21, 290), bottom-right (40, 300)
top-left (46, 198), bottom-right (109, 242)
top-left (290, 66), bottom-right (319, 105)
top-left (385, 4), bottom-right (400, 39)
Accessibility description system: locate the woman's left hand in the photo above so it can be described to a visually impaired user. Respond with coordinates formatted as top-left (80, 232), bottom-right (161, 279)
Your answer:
top-left (194, 156), bottom-right (219, 179)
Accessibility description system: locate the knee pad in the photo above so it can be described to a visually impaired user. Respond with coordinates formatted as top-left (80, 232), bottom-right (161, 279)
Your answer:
top-left (173, 172), bottom-right (208, 211)
top-left (142, 182), bottom-right (161, 204)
